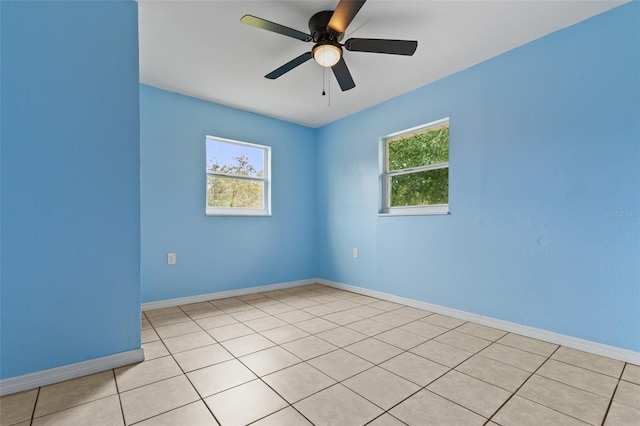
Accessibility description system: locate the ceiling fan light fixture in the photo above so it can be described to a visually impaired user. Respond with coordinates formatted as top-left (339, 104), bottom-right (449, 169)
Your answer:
top-left (312, 42), bottom-right (342, 67)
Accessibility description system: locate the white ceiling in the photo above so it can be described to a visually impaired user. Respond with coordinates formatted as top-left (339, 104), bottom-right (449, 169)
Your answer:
top-left (138, 0), bottom-right (625, 128)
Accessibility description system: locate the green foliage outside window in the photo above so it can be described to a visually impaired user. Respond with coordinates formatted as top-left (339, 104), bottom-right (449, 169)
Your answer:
top-left (207, 154), bottom-right (264, 208)
top-left (387, 124), bottom-right (449, 207)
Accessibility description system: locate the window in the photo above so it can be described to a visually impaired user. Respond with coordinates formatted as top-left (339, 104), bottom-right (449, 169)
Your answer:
top-left (206, 136), bottom-right (271, 216)
top-left (381, 118), bottom-right (449, 215)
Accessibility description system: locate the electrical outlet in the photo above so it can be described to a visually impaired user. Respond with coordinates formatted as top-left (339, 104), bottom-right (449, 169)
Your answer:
top-left (167, 253), bottom-right (176, 265)
top-left (353, 248), bottom-right (359, 259)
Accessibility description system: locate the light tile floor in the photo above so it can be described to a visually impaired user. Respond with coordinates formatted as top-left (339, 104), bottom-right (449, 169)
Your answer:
top-left (2, 283), bottom-right (640, 425)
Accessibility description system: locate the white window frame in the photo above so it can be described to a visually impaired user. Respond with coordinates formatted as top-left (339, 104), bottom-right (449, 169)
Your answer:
top-left (380, 118), bottom-right (450, 216)
top-left (205, 136), bottom-right (271, 217)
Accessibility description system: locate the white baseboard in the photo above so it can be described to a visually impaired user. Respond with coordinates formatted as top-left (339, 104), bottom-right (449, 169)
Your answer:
top-left (0, 348), bottom-right (144, 396)
top-left (140, 277), bottom-right (639, 364)
top-left (317, 279), bottom-right (640, 365)
top-left (142, 279), bottom-right (317, 311)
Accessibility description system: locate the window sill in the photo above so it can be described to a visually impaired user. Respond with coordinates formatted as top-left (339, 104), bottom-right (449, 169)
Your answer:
top-left (206, 209), bottom-right (271, 217)
top-left (379, 205), bottom-right (449, 216)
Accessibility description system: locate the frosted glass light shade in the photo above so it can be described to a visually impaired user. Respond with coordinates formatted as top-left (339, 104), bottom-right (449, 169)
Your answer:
top-left (313, 43), bottom-right (342, 67)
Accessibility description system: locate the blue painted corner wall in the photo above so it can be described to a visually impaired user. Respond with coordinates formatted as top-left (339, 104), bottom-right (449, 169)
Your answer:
top-left (316, 2), bottom-right (639, 351)
top-left (1, 0), bottom-right (637, 386)
top-left (139, 85), bottom-right (317, 303)
top-left (1, 1), bottom-right (141, 379)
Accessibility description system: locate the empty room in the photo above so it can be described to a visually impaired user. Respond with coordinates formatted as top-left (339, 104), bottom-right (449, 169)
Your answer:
top-left (1, 0), bottom-right (639, 425)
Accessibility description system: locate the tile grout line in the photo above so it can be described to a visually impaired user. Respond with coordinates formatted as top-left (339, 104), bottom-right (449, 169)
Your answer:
top-left (484, 345), bottom-right (561, 424)
top-left (28, 386), bottom-right (40, 426)
top-left (599, 361), bottom-right (627, 426)
top-left (600, 380), bottom-right (620, 426)
top-left (111, 368), bottom-right (128, 426)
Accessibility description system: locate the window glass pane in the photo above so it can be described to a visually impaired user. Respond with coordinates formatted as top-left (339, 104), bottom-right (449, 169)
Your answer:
top-left (387, 124), bottom-right (449, 172)
top-left (207, 176), bottom-right (264, 209)
top-left (206, 139), bottom-right (264, 178)
top-left (390, 168), bottom-right (448, 207)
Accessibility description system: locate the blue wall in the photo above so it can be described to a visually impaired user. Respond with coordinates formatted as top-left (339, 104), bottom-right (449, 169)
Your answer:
top-left (316, 3), bottom-right (639, 351)
top-left (2, 0), bottom-right (634, 386)
top-left (0, 1), bottom-right (141, 379)
top-left (140, 85), bottom-right (317, 302)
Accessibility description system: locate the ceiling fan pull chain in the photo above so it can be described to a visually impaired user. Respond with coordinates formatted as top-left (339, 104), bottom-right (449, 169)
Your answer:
top-left (328, 70), bottom-right (331, 107)
top-left (322, 66), bottom-right (326, 96)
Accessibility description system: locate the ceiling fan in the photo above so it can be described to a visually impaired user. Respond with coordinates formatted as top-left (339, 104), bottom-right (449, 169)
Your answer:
top-left (240, 0), bottom-right (418, 91)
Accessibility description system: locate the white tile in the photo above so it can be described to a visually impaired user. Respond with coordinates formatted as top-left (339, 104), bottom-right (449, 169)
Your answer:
top-left (427, 370), bottom-right (511, 418)
top-left (380, 352), bottom-right (449, 386)
top-left (204, 380), bottom-right (287, 425)
top-left (186, 359), bottom-right (256, 397)
top-left (162, 330), bottom-right (216, 353)
top-left (1, 389), bottom-right (38, 425)
top-left (239, 346), bottom-right (302, 376)
top-left (375, 328), bottom-right (427, 350)
top-left (343, 366), bottom-right (420, 410)
top-left (480, 343), bottom-right (547, 372)
top-left (294, 317), bottom-right (340, 334)
top-left (154, 321), bottom-right (201, 339)
top-left (280, 335), bottom-right (338, 360)
top-left (604, 401), bottom-right (640, 426)
top-left (119, 376), bottom-right (199, 425)
top-left (115, 356), bottom-right (182, 392)
top-left (308, 349), bottom-right (373, 381)
top-left (32, 395), bottom-right (123, 426)
top-left (316, 327), bottom-right (367, 347)
top-left (35, 371), bottom-right (117, 417)
top-left (517, 374), bottom-right (609, 425)
top-left (536, 359), bottom-right (618, 398)
top-left (205, 323), bottom-right (253, 341)
top-left (390, 389), bottom-right (485, 425)
top-left (142, 341), bottom-right (169, 360)
top-left (420, 313), bottom-right (466, 329)
top-left (551, 347), bottom-right (624, 378)
top-left (344, 338), bottom-right (403, 364)
top-left (172, 343), bottom-right (233, 372)
top-left (455, 355), bottom-right (531, 392)
top-left (622, 363), bottom-right (640, 385)
top-left (147, 312), bottom-right (191, 327)
top-left (366, 413), bottom-right (406, 426)
top-left (455, 322), bottom-right (507, 341)
top-left (410, 340), bottom-right (474, 367)
top-left (493, 395), bottom-right (588, 426)
top-left (294, 384), bottom-right (383, 426)
top-left (434, 330), bottom-right (491, 353)
top-left (260, 324), bottom-right (310, 345)
top-left (251, 407), bottom-right (313, 426)
top-left (134, 401), bottom-right (218, 426)
top-left (497, 333), bottom-right (558, 356)
top-left (220, 333), bottom-right (274, 357)
top-left (614, 381), bottom-right (640, 410)
top-left (263, 362), bottom-right (336, 403)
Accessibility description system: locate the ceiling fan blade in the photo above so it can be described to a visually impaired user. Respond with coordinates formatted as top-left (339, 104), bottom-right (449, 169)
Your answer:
top-left (265, 52), bottom-right (313, 80)
top-left (345, 38), bottom-right (418, 55)
top-left (328, 0), bottom-right (366, 36)
top-left (331, 57), bottom-right (355, 91)
top-left (241, 15), bottom-right (312, 42)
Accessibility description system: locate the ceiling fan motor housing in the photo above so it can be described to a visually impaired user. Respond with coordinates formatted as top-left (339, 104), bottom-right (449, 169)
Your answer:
top-left (309, 10), bottom-right (342, 42)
